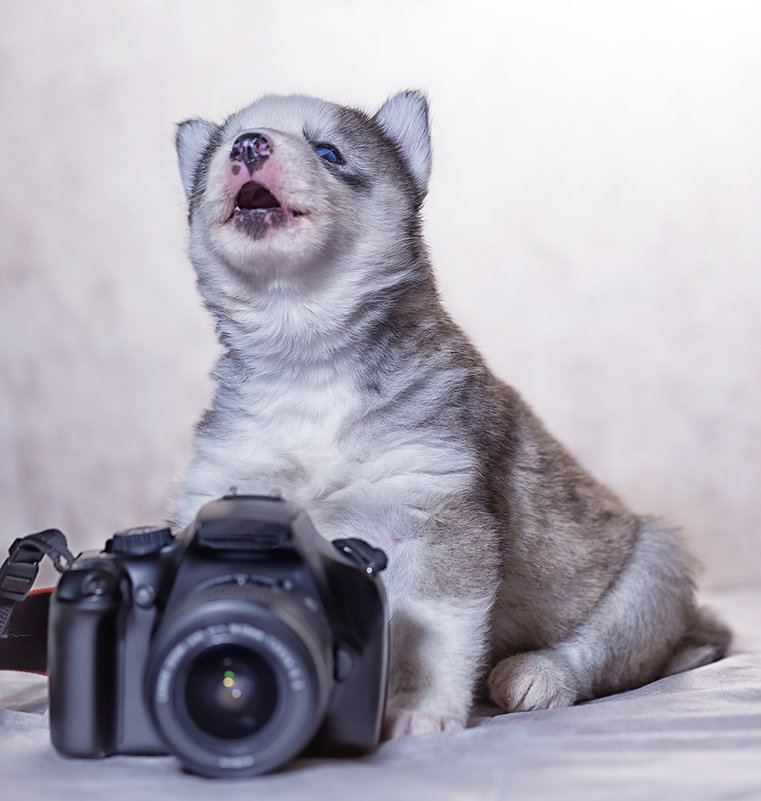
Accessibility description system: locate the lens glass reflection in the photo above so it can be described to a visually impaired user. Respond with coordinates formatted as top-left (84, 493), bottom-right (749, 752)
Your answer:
top-left (184, 644), bottom-right (278, 740)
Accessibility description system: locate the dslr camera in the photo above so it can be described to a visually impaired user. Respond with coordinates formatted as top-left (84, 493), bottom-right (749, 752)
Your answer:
top-left (47, 492), bottom-right (388, 777)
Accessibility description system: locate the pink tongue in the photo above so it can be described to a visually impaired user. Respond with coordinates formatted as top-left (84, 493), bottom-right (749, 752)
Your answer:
top-left (236, 181), bottom-right (280, 209)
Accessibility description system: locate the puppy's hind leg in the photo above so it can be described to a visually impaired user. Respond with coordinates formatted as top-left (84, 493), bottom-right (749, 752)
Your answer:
top-left (662, 604), bottom-right (732, 676)
top-left (488, 519), bottom-right (729, 712)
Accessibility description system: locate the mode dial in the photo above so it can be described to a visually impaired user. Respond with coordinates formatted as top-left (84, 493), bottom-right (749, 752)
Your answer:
top-left (106, 526), bottom-right (174, 556)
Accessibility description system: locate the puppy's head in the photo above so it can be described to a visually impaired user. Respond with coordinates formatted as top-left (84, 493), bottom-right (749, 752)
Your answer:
top-left (176, 92), bottom-right (431, 292)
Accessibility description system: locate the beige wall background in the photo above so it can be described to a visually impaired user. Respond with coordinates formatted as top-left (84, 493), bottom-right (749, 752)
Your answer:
top-left (1, 0), bottom-right (759, 589)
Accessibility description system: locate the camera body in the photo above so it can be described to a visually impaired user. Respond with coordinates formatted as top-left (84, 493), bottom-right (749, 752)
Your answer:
top-left (48, 492), bottom-right (388, 777)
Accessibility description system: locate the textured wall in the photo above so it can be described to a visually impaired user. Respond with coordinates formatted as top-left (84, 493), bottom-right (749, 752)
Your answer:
top-left (1, 0), bottom-right (759, 588)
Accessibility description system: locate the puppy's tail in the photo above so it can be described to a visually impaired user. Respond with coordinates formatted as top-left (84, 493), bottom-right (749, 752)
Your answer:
top-left (662, 604), bottom-right (732, 676)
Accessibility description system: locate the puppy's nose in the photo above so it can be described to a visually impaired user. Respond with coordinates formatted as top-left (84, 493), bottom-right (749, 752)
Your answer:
top-left (229, 132), bottom-right (272, 170)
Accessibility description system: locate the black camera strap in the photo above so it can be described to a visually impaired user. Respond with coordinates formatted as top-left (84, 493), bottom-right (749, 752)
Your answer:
top-left (0, 530), bottom-right (73, 674)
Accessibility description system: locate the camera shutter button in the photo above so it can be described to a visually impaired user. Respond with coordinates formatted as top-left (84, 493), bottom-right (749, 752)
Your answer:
top-left (81, 572), bottom-right (112, 597)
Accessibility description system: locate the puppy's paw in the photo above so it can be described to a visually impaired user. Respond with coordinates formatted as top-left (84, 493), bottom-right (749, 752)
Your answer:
top-left (383, 706), bottom-right (465, 739)
top-left (487, 650), bottom-right (579, 713)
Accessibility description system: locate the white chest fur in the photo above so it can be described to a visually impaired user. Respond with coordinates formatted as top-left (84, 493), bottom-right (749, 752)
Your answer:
top-left (184, 365), bottom-right (476, 562)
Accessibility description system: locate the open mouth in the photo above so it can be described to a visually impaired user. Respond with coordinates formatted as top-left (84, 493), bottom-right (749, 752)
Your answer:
top-left (228, 180), bottom-right (307, 241)
top-left (233, 181), bottom-right (305, 218)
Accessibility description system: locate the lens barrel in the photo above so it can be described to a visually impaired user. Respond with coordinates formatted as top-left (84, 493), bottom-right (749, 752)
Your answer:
top-left (146, 582), bottom-right (332, 777)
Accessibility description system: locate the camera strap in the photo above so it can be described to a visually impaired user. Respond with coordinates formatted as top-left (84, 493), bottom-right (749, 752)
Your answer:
top-left (0, 530), bottom-right (74, 674)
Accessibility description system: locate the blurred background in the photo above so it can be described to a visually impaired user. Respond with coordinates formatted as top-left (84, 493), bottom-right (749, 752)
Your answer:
top-left (1, 0), bottom-right (759, 588)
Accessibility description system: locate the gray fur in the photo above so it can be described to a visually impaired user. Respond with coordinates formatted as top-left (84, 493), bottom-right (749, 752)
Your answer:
top-left (171, 91), bottom-right (731, 735)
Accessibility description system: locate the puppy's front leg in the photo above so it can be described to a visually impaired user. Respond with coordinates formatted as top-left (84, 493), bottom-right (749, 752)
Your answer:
top-left (383, 584), bottom-right (495, 737)
top-left (380, 510), bottom-right (500, 738)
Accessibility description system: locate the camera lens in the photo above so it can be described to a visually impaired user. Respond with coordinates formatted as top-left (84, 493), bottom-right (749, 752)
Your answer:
top-left (148, 582), bottom-right (333, 777)
top-left (183, 644), bottom-right (278, 740)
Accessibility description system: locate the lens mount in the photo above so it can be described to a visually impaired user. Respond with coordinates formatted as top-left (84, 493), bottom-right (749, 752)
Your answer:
top-left (146, 582), bottom-right (331, 777)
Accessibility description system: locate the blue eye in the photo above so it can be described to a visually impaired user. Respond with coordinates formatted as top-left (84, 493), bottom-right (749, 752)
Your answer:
top-left (315, 145), bottom-right (342, 164)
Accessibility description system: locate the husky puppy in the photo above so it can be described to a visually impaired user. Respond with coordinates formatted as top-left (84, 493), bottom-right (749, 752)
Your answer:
top-left (171, 91), bottom-right (730, 737)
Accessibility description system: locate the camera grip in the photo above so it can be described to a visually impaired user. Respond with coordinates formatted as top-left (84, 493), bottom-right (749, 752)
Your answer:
top-left (48, 589), bottom-right (120, 758)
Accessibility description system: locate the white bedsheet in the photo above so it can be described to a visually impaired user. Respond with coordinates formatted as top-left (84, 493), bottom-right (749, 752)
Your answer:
top-left (2, 586), bottom-right (759, 801)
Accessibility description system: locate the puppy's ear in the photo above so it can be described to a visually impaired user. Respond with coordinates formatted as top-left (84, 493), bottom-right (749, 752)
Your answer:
top-left (373, 90), bottom-right (432, 196)
top-left (175, 119), bottom-right (218, 200)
